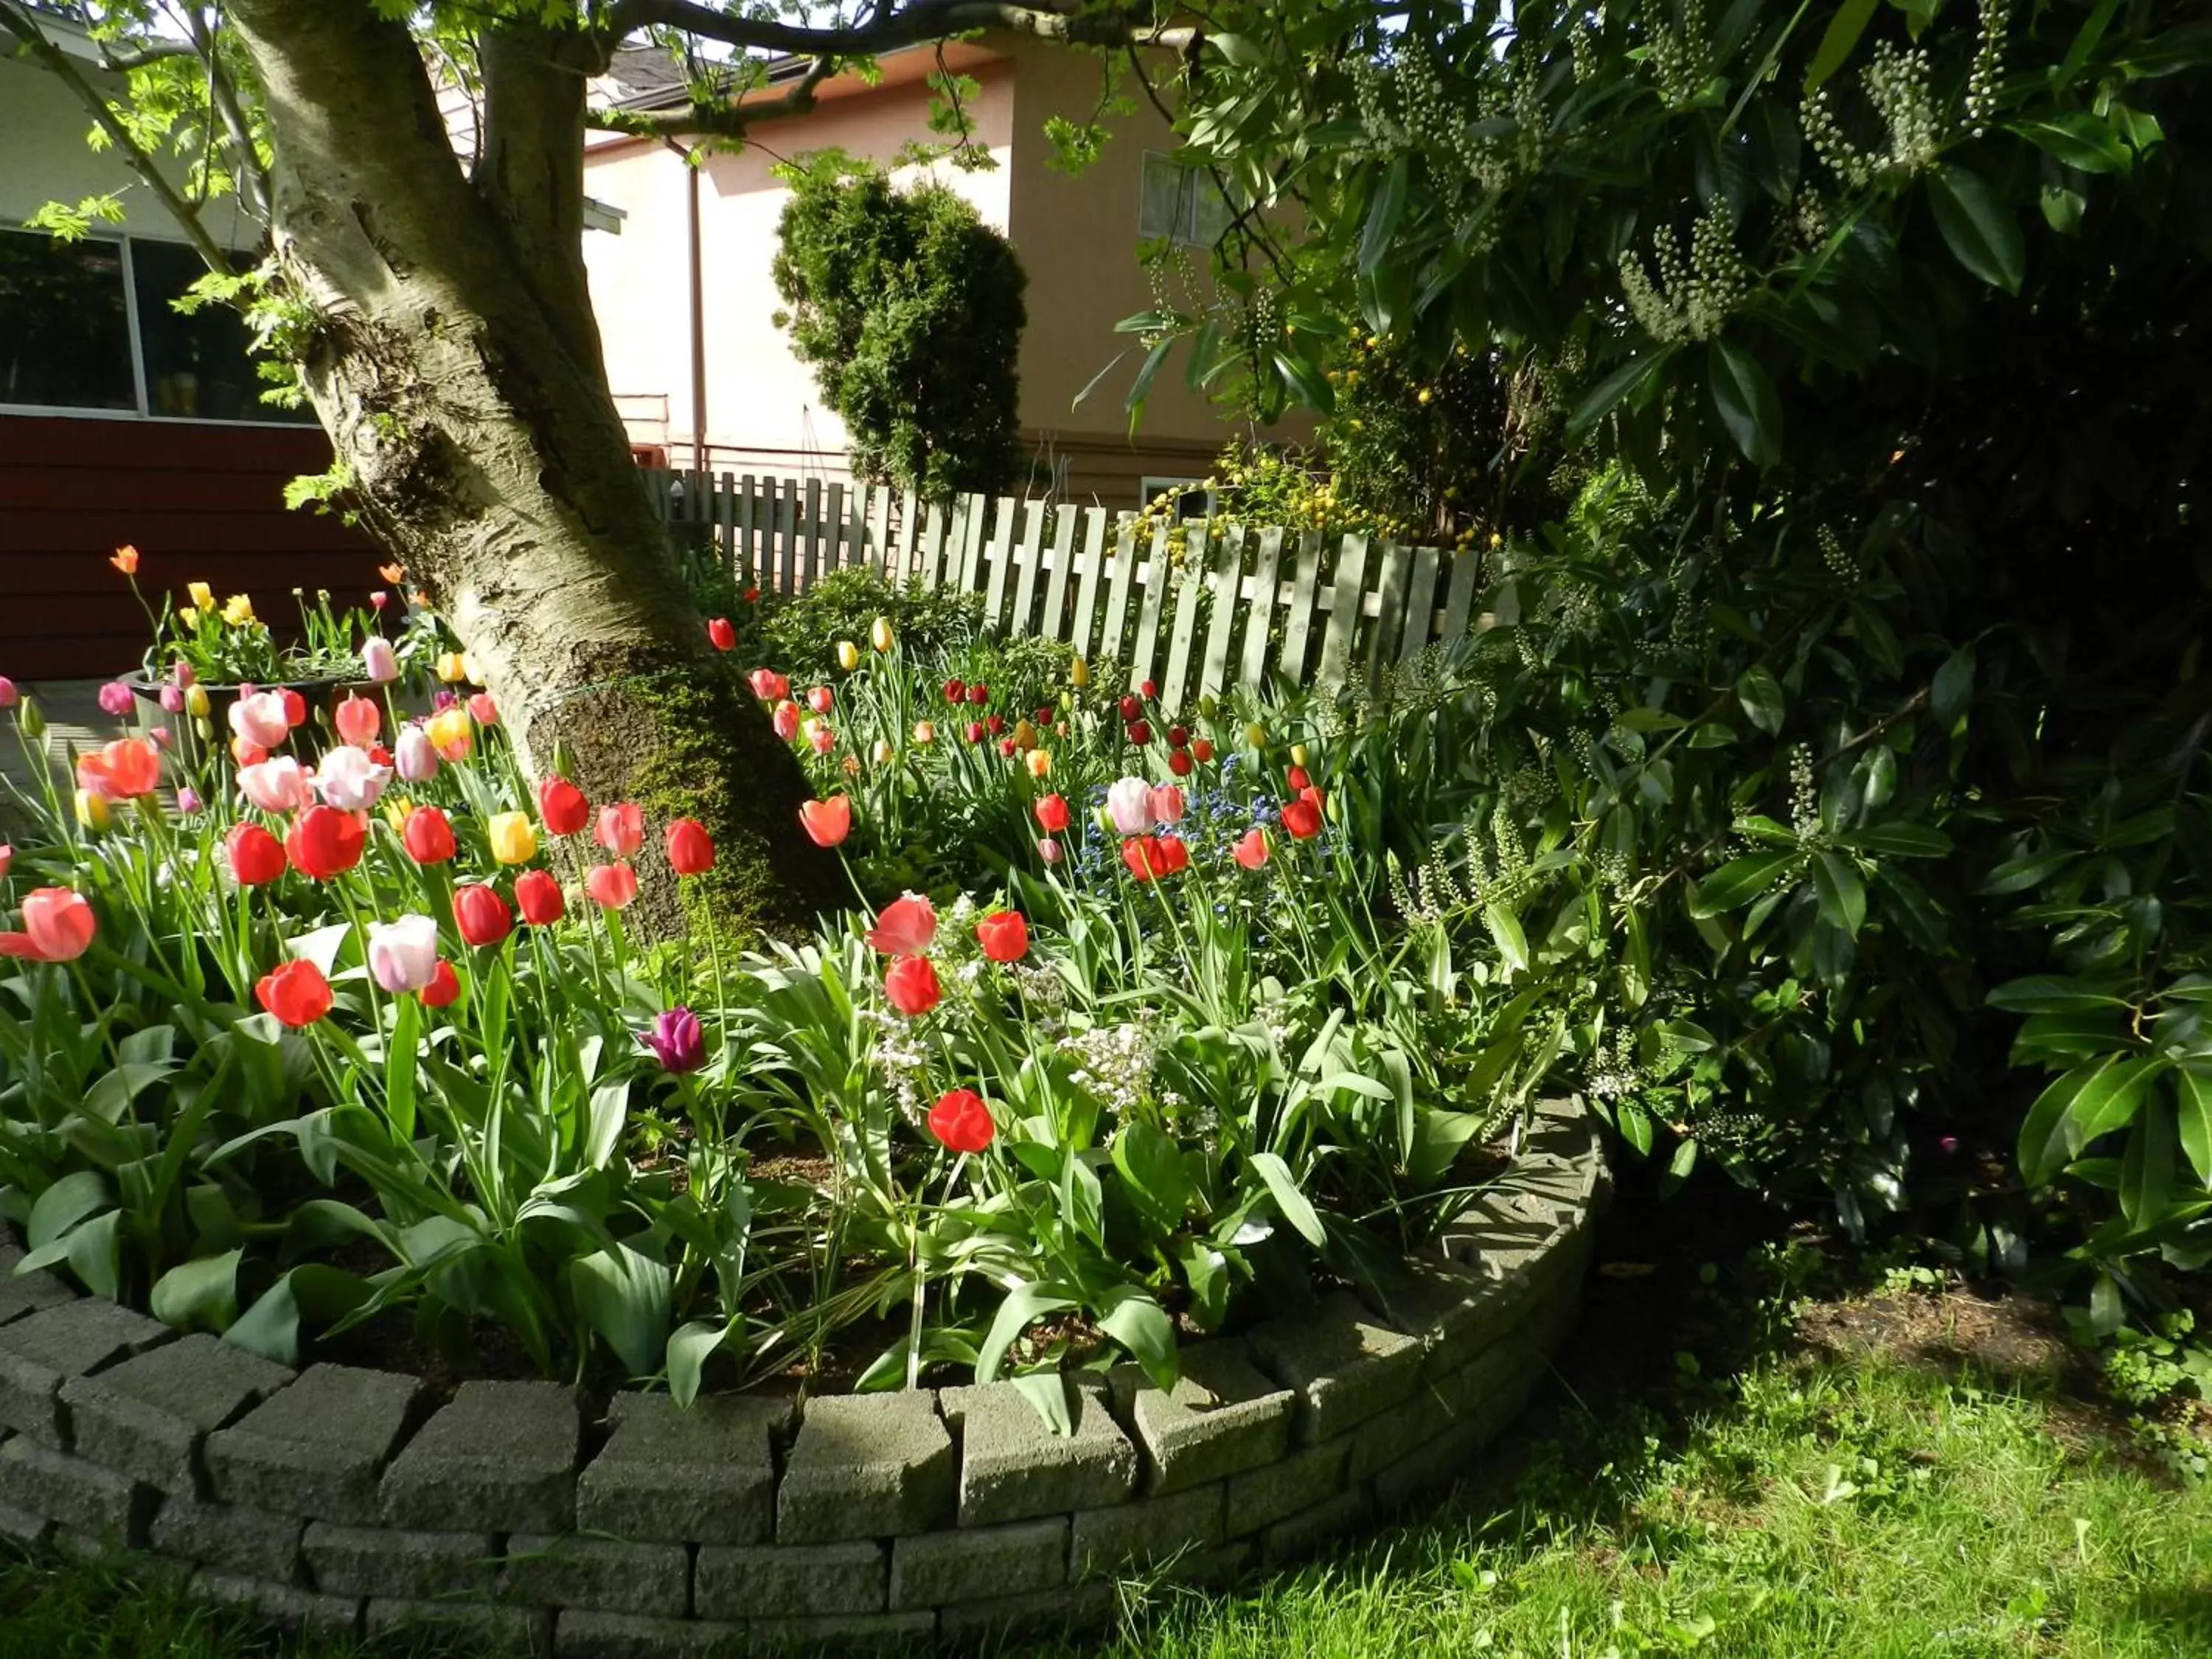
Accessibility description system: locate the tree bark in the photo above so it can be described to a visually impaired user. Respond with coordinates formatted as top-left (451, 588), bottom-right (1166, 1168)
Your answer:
top-left (223, 0), bottom-right (841, 934)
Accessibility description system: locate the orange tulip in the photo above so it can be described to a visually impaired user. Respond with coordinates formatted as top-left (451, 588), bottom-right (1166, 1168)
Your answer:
top-left (799, 796), bottom-right (852, 848)
top-left (109, 545), bottom-right (139, 575)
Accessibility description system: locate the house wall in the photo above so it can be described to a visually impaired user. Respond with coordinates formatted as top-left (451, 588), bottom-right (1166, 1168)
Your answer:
top-left (0, 50), bottom-right (381, 681)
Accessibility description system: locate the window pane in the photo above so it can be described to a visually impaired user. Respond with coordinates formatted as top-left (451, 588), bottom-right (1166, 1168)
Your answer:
top-left (130, 238), bottom-right (312, 423)
top-left (0, 229), bottom-right (136, 411)
top-left (1138, 152), bottom-right (1183, 242)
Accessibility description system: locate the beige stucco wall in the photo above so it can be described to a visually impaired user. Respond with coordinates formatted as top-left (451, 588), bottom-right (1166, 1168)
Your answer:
top-left (582, 60), bottom-right (1015, 487)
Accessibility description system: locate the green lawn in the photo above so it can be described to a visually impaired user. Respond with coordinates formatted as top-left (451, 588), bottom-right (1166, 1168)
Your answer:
top-left (5, 1276), bottom-right (2208, 1659)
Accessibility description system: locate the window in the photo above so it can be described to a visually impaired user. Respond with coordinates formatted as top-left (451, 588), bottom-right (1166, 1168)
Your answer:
top-left (1141, 475), bottom-right (1214, 518)
top-left (1138, 152), bottom-right (1234, 249)
top-left (0, 226), bottom-right (310, 424)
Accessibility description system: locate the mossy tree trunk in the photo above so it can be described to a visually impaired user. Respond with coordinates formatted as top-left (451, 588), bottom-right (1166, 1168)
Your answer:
top-left (224, 0), bottom-right (840, 933)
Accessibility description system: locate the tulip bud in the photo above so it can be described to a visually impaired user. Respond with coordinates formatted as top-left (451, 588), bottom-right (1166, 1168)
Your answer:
top-left (913, 720), bottom-right (936, 745)
top-left (185, 685), bottom-right (210, 719)
top-left (18, 697), bottom-right (44, 740)
top-left (1068, 656), bottom-right (1090, 688)
top-left (1291, 742), bottom-right (1310, 767)
top-left (74, 787), bottom-right (109, 832)
top-left (872, 739), bottom-right (896, 765)
top-left (1245, 722), bottom-right (1266, 748)
top-left (1026, 748), bottom-right (1051, 779)
top-left (837, 640), bottom-right (860, 672)
top-left (870, 616), bottom-right (894, 653)
top-left (1199, 694), bottom-right (1219, 718)
top-left (1037, 836), bottom-right (1062, 864)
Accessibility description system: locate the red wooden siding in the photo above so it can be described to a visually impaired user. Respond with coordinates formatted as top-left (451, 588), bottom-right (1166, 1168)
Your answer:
top-left (0, 414), bottom-right (384, 681)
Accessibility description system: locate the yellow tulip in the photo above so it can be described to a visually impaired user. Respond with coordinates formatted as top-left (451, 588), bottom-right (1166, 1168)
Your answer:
top-left (426, 706), bottom-right (472, 753)
top-left (184, 684), bottom-right (210, 719)
top-left (1245, 722), bottom-right (1267, 748)
top-left (870, 616), bottom-right (894, 653)
top-left (177, 606), bottom-right (199, 628)
top-left (74, 788), bottom-right (109, 832)
top-left (872, 739), bottom-right (896, 765)
top-left (382, 797), bottom-right (411, 833)
top-left (1068, 656), bottom-right (1091, 688)
top-left (1012, 718), bottom-right (1038, 751)
top-left (487, 810), bottom-right (538, 865)
top-left (436, 652), bottom-right (469, 684)
top-left (1026, 748), bottom-right (1052, 779)
top-left (222, 594), bottom-right (256, 626)
top-left (1291, 742), bottom-right (1310, 768)
top-left (836, 640), bottom-right (860, 672)
top-left (912, 720), bottom-right (936, 745)
top-left (188, 581), bottom-right (215, 612)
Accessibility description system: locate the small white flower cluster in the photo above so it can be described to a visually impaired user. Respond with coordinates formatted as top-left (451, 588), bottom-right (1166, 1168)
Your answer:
top-left (1057, 1021), bottom-right (1157, 1119)
top-left (1795, 186), bottom-right (1834, 249)
top-left (1820, 525), bottom-right (1857, 582)
top-left (1967, 0), bottom-right (2011, 136)
top-left (1618, 200), bottom-right (1751, 345)
top-left (1790, 744), bottom-right (1820, 838)
top-left (1585, 1026), bottom-right (1644, 1101)
top-left (862, 1007), bottom-right (933, 1116)
top-left (1644, 0), bottom-right (1711, 108)
top-left (1865, 41), bottom-right (1943, 175)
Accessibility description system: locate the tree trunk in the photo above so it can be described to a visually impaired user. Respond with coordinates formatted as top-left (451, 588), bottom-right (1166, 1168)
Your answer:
top-left (224, 0), bottom-right (841, 935)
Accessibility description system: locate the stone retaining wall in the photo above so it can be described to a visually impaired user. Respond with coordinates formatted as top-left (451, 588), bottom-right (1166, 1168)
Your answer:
top-left (0, 1097), bottom-right (1607, 1654)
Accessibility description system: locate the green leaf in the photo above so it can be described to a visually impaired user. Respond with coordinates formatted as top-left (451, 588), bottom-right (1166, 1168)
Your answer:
top-left (1408, 1107), bottom-right (1489, 1187)
top-left (27, 1170), bottom-right (111, 1251)
top-left (2120, 1096), bottom-right (2176, 1229)
top-left (1249, 1150), bottom-right (1325, 1247)
top-left (2010, 113), bottom-right (2131, 173)
top-left (1360, 153), bottom-right (1411, 276)
top-left (150, 1250), bottom-right (241, 1334)
top-left (384, 996), bottom-right (417, 1142)
top-left (1483, 904), bottom-right (1530, 973)
top-left (1736, 665), bottom-right (1785, 735)
top-left (1272, 349), bottom-right (1334, 414)
top-left (2179, 1066), bottom-right (2212, 1187)
top-left (1927, 166), bottom-right (2025, 294)
top-left (1708, 340), bottom-right (1783, 467)
top-left (67, 1211), bottom-right (122, 1301)
top-left (2020, 1057), bottom-right (2160, 1186)
top-left (1931, 644), bottom-right (1976, 731)
top-left (1110, 1120), bottom-right (1189, 1239)
top-left (1689, 852), bottom-right (1801, 917)
top-left (1098, 1287), bottom-right (1178, 1392)
top-left (1806, 0), bottom-right (1879, 88)
top-left (1070, 347), bottom-right (1130, 411)
top-left (1845, 823), bottom-right (1951, 858)
top-left (977, 1282), bottom-right (1077, 1382)
top-left (1566, 348), bottom-right (1674, 435)
top-left (1986, 976), bottom-right (2129, 1014)
top-left (1977, 848), bottom-right (2075, 896)
top-left (1813, 852), bottom-right (1868, 939)
top-left (1010, 1372), bottom-right (1075, 1436)
top-left (567, 1243), bottom-right (673, 1380)
top-left (666, 1319), bottom-right (728, 1408)
top-left (1208, 32), bottom-right (1265, 66)
top-left (1124, 336), bottom-right (1175, 423)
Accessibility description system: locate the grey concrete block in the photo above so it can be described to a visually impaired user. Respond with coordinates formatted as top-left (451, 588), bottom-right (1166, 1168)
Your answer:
top-left (577, 1390), bottom-right (787, 1545)
top-left (944, 1377), bottom-right (1137, 1524)
top-left (302, 1520), bottom-right (501, 1599)
top-left (504, 1532), bottom-right (691, 1616)
top-left (750, 1611), bottom-right (936, 1646)
top-left (0, 1234), bottom-right (74, 1327)
top-left (1261, 1484), bottom-right (1372, 1567)
top-left (554, 1610), bottom-right (746, 1659)
top-left (189, 1568), bottom-right (361, 1638)
top-left (0, 1434), bottom-right (150, 1543)
top-left (0, 1298), bottom-right (173, 1446)
top-left (1360, 1254), bottom-right (1529, 1379)
top-left (0, 1497), bottom-right (52, 1548)
top-left (149, 1493), bottom-right (305, 1582)
top-left (1346, 1380), bottom-right (1458, 1484)
top-left (936, 1579), bottom-right (1117, 1641)
top-left (1433, 1193), bottom-right (1567, 1283)
top-left (61, 1335), bottom-right (292, 1493)
top-left (1372, 1412), bottom-right (1490, 1512)
top-left (776, 1391), bottom-right (953, 1543)
top-left (206, 1363), bottom-right (423, 1523)
top-left (1246, 1293), bottom-right (1424, 1442)
top-left (1107, 1340), bottom-right (1294, 1495)
top-left (380, 1380), bottom-right (580, 1533)
top-left (1225, 1439), bottom-right (1348, 1537)
top-left (889, 1514), bottom-right (1065, 1609)
top-left (1069, 1482), bottom-right (1223, 1579)
top-left (364, 1599), bottom-right (552, 1654)
top-left (694, 1539), bottom-right (886, 1619)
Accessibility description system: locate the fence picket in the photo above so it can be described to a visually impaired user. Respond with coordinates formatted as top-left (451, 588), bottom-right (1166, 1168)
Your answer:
top-left (1316, 535), bottom-right (1369, 689)
top-left (824, 481), bottom-right (846, 574)
top-left (1440, 548), bottom-right (1479, 642)
top-left (1161, 521), bottom-right (1208, 714)
top-left (1279, 532), bottom-right (1324, 685)
top-left (1401, 543), bottom-right (1440, 662)
top-left (1041, 504), bottom-right (1077, 644)
top-left (1070, 508), bottom-right (1109, 660)
top-left (1099, 518), bottom-right (1138, 666)
top-left (1365, 541), bottom-right (1413, 686)
top-left (1239, 526), bottom-right (1284, 688)
top-left (981, 495), bottom-right (1018, 631)
top-left (1198, 525), bottom-right (1244, 701)
top-left (1130, 522), bottom-right (1172, 691)
top-left (1009, 501), bottom-right (1046, 638)
top-left (954, 494), bottom-right (987, 591)
top-left (917, 501), bottom-right (947, 587)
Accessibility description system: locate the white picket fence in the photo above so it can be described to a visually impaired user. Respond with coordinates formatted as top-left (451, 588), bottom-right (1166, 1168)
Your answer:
top-left (646, 468), bottom-right (1487, 706)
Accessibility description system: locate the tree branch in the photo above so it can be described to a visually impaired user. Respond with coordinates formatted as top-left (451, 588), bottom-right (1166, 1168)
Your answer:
top-left (588, 52), bottom-right (837, 139)
top-left (186, 7), bottom-right (271, 223)
top-left (0, 0), bottom-right (234, 274)
top-left (601, 0), bottom-right (1192, 63)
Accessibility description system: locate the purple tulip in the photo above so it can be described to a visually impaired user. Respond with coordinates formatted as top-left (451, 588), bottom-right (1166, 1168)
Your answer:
top-left (159, 683), bottom-right (184, 713)
top-left (97, 681), bottom-right (134, 718)
top-left (175, 787), bottom-right (204, 815)
top-left (641, 1006), bottom-right (706, 1074)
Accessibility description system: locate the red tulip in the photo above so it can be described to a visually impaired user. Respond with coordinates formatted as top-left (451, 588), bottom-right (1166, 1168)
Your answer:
top-left (255, 958), bottom-right (332, 1028)
top-left (453, 883), bottom-right (513, 947)
top-left (707, 617), bottom-right (737, 652)
top-left (1167, 749), bottom-right (1194, 777)
top-left (975, 911), bottom-right (1029, 963)
top-left (226, 823), bottom-right (287, 887)
top-left (799, 796), bottom-right (852, 848)
top-left (1301, 784), bottom-right (1327, 813)
top-left (1193, 738), bottom-right (1215, 763)
top-left (1119, 695), bottom-right (1143, 722)
top-left (515, 869), bottom-right (565, 925)
top-left (279, 687), bottom-right (308, 728)
top-left (75, 738), bottom-right (161, 801)
top-left (866, 894), bottom-right (936, 956)
top-left (966, 683), bottom-right (988, 706)
top-left (928, 1088), bottom-right (995, 1154)
top-left (1034, 793), bottom-right (1070, 833)
top-left (807, 686), bottom-right (834, 715)
top-left (402, 805), bottom-right (456, 865)
top-left (748, 668), bottom-right (788, 701)
top-left (666, 818), bottom-right (715, 876)
top-left (1233, 827), bottom-right (1270, 869)
top-left (1034, 706), bottom-right (1054, 726)
top-left (285, 804), bottom-right (365, 880)
top-left (596, 803), bottom-right (644, 857)
top-left (231, 738), bottom-right (268, 770)
top-left (942, 678), bottom-right (967, 705)
top-left (998, 738), bottom-right (1018, 758)
top-left (884, 954), bottom-right (942, 1017)
top-left (585, 863), bottom-right (639, 910)
top-left (773, 700), bottom-right (801, 742)
top-left (538, 776), bottom-right (589, 836)
top-left (1121, 835), bottom-right (1189, 881)
top-left (1127, 720), bottom-right (1152, 746)
top-left (965, 721), bottom-right (984, 745)
top-left (422, 959), bottom-right (462, 1009)
top-left (986, 714), bottom-right (1005, 736)
top-left (1281, 797), bottom-right (1322, 840)
top-left (1138, 679), bottom-right (1157, 699)
top-left (0, 888), bottom-right (96, 962)
top-left (1166, 725), bottom-right (1189, 749)
top-left (1287, 765), bottom-right (1311, 792)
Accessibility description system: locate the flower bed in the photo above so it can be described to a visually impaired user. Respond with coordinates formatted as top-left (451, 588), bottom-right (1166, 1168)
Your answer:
top-left (0, 1096), bottom-right (1601, 1647)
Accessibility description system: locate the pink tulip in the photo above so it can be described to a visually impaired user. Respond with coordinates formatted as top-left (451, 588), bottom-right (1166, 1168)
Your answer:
top-left (772, 700), bottom-right (801, 742)
top-left (361, 637), bottom-right (400, 684)
top-left (367, 914), bottom-right (440, 995)
top-left (807, 686), bottom-right (834, 715)
top-left (335, 695), bottom-right (380, 747)
top-left (237, 757), bottom-right (313, 814)
top-left (175, 788), bottom-right (203, 816)
top-left (804, 717), bottom-right (834, 755)
top-left (172, 661), bottom-right (195, 688)
top-left (0, 844), bottom-right (13, 878)
top-left (313, 745), bottom-right (390, 811)
top-left (0, 679), bottom-right (16, 709)
top-left (97, 681), bottom-right (133, 718)
top-left (1149, 785), bottom-right (1186, 825)
top-left (394, 726), bottom-right (439, 783)
top-left (228, 690), bottom-right (290, 749)
top-left (159, 684), bottom-right (184, 714)
top-left (1037, 837), bottom-right (1062, 864)
top-left (595, 803), bottom-right (644, 858)
top-left (1105, 776), bottom-right (1154, 835)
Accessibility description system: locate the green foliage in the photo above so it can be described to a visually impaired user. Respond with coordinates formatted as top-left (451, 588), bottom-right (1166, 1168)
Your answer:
top-left (770, 153), bottom-right (1028, 502)
top-left (757, 566), bottom-right (981, 679)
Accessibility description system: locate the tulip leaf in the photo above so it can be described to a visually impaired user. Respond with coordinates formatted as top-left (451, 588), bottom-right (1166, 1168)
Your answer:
top-left (1110, 1120), bottom-right (1189, 1239)
top-left (384, 996), bottom-right (417, 1142)
top-left (568, 1242), bottom-right (673, 1380)
top-left (977, 1281), bottom-right (1078, 1382)
top-left (666, 1318), bottom-right (729, 1408)
top-left (150, 1249), bottom-right (240, 1334)
top-left (1098, 1286), bottom-right (1178, 1393)
top-left (1251, 1150), bottom-right (1326, 1247)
